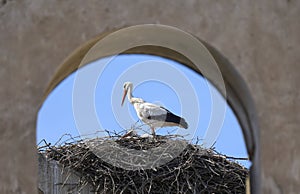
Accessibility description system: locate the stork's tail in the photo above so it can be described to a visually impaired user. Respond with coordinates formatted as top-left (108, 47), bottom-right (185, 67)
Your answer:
top-left (148, 111), bottom-right (189, 129)
top-left (179, 118), bottom-right (188, 129)
top-left (164, 112), bottom-right (188, 129)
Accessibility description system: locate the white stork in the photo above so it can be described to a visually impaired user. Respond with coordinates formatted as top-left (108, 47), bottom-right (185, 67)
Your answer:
top-left (121, 82), bottom-right (188, 136)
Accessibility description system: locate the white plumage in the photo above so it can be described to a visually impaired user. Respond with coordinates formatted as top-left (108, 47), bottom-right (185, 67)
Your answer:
top-left (121, 82), bottom-right (188, 136)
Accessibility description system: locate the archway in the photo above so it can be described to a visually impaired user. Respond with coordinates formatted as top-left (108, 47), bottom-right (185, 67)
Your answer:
top-left (40, 24), bottom-right (260, 193)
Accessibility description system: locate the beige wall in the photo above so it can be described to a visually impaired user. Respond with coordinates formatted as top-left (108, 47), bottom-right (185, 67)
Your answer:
top-left (0, 0), bottom-right (299, 193)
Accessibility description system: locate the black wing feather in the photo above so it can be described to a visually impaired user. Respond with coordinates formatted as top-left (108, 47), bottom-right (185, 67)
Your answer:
top-left (148, 107), bottom-right (188, 129)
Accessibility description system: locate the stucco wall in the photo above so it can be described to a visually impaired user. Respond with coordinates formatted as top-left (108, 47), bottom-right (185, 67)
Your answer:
top-left (38, 154), bottom-right (94, 193)
top-left (0, 0), bottom-right (299, 193)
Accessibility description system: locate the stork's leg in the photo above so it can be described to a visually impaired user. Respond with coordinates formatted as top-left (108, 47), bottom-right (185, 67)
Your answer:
top-left (151, 127), bottom-right (156, 137)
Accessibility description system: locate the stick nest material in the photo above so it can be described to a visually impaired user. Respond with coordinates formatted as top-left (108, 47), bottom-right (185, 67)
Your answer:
top-left (38, 135), bottom-right (248, 194)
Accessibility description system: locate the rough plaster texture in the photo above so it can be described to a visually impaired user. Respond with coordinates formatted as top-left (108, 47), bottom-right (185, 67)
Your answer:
top-left (0, 0), bottom-right (299, 193)
top-left (38, 154), bottom-right (94, 193)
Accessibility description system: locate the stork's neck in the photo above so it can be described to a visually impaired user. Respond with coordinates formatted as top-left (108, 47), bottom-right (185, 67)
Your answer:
top-left (127, 84), bottom-right (134, 102)
top-left (127, 84), bottom-right (143, 104)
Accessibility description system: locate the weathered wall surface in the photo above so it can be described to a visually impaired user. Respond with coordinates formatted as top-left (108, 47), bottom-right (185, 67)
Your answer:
top-left (38, 154), bottom-right (94, 194)
top-left (0, 0), bottom-right (299, 193)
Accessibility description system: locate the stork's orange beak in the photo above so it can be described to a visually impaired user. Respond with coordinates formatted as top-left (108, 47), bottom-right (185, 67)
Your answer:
top-left (121, 89), bottom-right (127, 106)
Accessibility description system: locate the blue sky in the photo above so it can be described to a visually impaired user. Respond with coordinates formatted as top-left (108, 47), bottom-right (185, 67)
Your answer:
top-left (37, 54), bottom-right (250, 167)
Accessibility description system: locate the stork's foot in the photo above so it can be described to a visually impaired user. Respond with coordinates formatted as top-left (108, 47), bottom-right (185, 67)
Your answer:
top-left (152, 133), bottom-right (156, 139)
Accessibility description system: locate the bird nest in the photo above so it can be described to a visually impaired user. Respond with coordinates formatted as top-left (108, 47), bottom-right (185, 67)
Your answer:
top-left (38, 134), bottom-right (249, 194)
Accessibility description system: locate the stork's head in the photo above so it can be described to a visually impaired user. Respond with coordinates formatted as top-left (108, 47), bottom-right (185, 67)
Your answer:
top-left (121, 82), bottom-right (133, 106)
